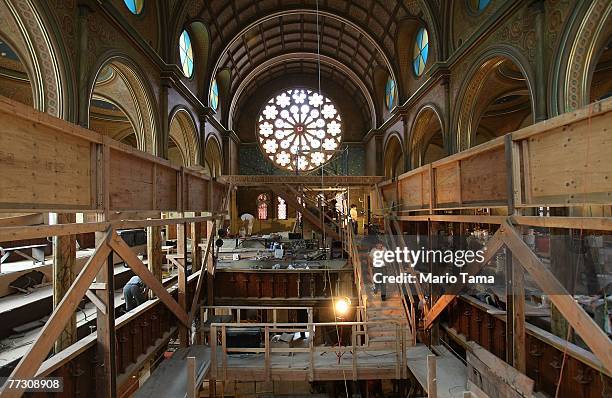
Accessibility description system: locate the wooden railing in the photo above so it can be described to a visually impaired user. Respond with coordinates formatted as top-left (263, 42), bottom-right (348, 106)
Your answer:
top-left (0, 96), bottom-right (226, 214)
top-left (208, 320), bottom-right (409, 382)
top-left (373, 98), bottom-right (612, 227)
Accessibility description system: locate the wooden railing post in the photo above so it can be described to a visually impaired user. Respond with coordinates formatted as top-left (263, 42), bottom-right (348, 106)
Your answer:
top-left (187, 356), bottom-right (197, 398)
top-left (427, 354), bottom-right (437, 398)
top-left (264, 326), bottom-right (271, 381)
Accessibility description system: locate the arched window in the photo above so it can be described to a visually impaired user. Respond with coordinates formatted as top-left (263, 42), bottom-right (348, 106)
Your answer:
top-left (413, 27), bottom-right (429, 77)
top-left (257, 194), bottom-right (268, 220)
top-left (123, 0), bottom-right (143, 14)
top-left (385, 78), bottom-right (396, 110)
top-left (179, 30), bottom-right (194, 78)
top-left (210, 79), bottom-right (219, 111)
top-left (277, 197), bottom-right (287, 220)
top-left (469, 0), bottom-right (491, 12)
top-left (257, 89), bottom-right (342, 172)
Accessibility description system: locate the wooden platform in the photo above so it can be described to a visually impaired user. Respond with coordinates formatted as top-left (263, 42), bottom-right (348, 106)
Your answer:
top-left (135, 346), bottom-right (211, 398)
top-left (407, 345), bottom-right (467, 398)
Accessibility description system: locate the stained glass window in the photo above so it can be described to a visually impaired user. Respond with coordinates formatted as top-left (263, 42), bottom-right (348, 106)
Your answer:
top-left (470, 0), bottom-right (491, 11)
top-left (413, 27), bottom-right (429, 77)
top-left (385, 78), bottom-right (396, 110)
top-left (277, 197), bottom-right (287, 220)
top-left (257, 89), bottom-right (342, 172)
top-left (257, 194), bottom-right (268, 220)
top-left (179, 30), bottom-right (194, 78)
top-left (123, 0), bottom-right (143, 14)
top-left (210, 79), bottom-right (219, 111)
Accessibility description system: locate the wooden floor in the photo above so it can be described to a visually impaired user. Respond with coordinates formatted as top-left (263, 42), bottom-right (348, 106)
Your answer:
top-left (137, 344), bottom-right (467, 397)
top-left (408, 345), bottom-right (467, 398)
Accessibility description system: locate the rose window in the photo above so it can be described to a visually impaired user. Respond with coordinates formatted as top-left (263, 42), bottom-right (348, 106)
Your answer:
top-left (257, 89), bottom-right (342, 171)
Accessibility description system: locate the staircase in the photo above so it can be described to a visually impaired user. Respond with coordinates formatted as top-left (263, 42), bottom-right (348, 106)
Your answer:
top-left (352, 235), bottom-right (413, 348)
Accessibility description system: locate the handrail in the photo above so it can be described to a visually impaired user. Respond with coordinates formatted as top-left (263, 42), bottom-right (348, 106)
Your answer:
top-left (208, 319), bottom-right (408, 381)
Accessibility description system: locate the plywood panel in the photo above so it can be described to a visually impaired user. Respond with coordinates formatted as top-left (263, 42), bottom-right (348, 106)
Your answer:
top-left (109, 149), bottom-right (154, 211)
top-left (185, 174), bottom-right (209, 212)
top-left (526, 114), bottom-right (612, 205)
top-left (381, 183), bottom-right (397, 208)
top-left (399, 172), bottom-right (426, 209)
top-left (460, 147), bottom-right (507, 204)
top-left (155, 165), bottom-right (178, 210)
top-left (0, 112), bottom-right (92, 210)
top-left (211, 181), bottom-right (226, 212)
top-left (435, 162), bottom-right (460, 205)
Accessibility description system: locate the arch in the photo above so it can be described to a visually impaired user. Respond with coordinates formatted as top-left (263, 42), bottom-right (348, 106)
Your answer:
top-left (228, 53), bottom-right (377, 130)
top-left (189, 21), bottom-right (211, 97)
top-left (88, 55), bottom-right (159, 154)
top-left (551, 0), bottom-right (612, 113)
top-left (213, 68), bottom-right (230, 116)
top-left (454, 46), bottom-right (536, 151)
top-left (0, 0), bottom-right (70, 118)
top-left (204, 135), bottom-right (223, 177)
top-left (383, 133), bottom-right (404, 180)
top-left (397, 17), bottom-right (435, 93)
top-left (408, 104), bottom-right (446, 168)
top-left (168, 107), bottom-right (200, 167)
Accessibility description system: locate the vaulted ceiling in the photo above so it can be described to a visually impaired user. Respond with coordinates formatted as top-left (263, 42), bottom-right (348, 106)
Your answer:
top-left (174, 0), bottom-right (440, 138)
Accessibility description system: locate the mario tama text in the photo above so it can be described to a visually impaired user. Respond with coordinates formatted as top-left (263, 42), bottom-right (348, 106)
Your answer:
top-left (373, 272), bottom-right (495, 285)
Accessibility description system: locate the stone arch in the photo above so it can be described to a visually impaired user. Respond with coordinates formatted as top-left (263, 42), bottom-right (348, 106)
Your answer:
top-left (204, 135), bottom-right (223, 177)
top-left (88, 55), bottom-right (159, 154)
top-left (0, 0), bottom-right (70, 118)
top-left (454, 46), bottom-right (535, 151)
top-left (168, 107), bottom-right (200, 167)
top-left (408, 104), bottom-right (446, 168)
top-left (551, 0), bottom-right (612, 113)
top-left (383, 133), bottom-right (404, 180)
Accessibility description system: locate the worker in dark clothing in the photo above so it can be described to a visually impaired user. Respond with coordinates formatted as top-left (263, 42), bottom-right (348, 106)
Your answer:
top-left (123, 275), bottom-right (147, 311)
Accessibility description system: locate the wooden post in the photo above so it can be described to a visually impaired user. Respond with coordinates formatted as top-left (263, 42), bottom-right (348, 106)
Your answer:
top-left (187, 356), bottom-right (197, 398)
top-left (513, 255), bottom-right (526, 373)
top-left (191, 219), bottom-right (203, 272)
top-left (95, 225), bottom-right (117, 398)
top-left (52, 213), bottom-right (77, 353)
top-left (427, 354), bottom-right (437, 398)
top-left (505, 249), bottom-right (514, 364)
top-left (264, 325), bottom-right (271, 381)
top-left (177, 218), bottom-right (189, 346)
top-left (463, 392), bottom-right (471, 398)
top-left (146, 220), bottom-right (162, 299)
top-left (210, 325), bottom-right (217, 397)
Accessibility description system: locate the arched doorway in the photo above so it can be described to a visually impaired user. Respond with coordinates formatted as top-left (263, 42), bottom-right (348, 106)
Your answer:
top-left (0, 35), bottom-right (33, 107)
top-left (589, 37), bottom-right (612, 103)
top-left (409, 106), bottom-right (445, 168)
top-left (204, 136), bottom-right (222, 177)
top-left (89, 59), bottom-right (158, 154)
top-left (383, 134), bottom-right (404, 179)
top-left (456, 54), bottom-right (534, 150)
top-left (168, 109), bottom-right (199, 167)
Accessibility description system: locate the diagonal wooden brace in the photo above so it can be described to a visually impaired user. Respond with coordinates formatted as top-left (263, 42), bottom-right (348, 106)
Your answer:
top-left (109, 231), bottom-right (189, 327)
top-left (0, 230), bottom-right (113, 398)
top-left (500, 220), bottom-right (612, 374)
top-left (189, 227), bottom-right (215, 323)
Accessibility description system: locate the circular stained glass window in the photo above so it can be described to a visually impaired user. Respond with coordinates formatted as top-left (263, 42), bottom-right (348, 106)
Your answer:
top-left (123, 0), bottom-right (143, 14)
top-left (257, 89), bottom-right (342, 172)
top-left (179, 30), bottom-right (194, 78)
top-left (385, 78), bottom-right (396, 110)
top-left (210, 79), bottom-right (219, 111)
top-left (413, 27), bottom-right (429, 77)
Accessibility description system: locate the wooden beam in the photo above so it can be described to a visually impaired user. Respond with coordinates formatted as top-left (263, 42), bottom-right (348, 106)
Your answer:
top-left (424, 229), bottom-right (505, 329)
top-left (108, 231), bottom-right (189, 327)
top-left (500, 221), bottom-right (612, 374)
top-left (219, 175), bottom-right (384, 186)
top-left (188, 228), bottom-right (214, 324)
top-left (512, 254), bottom-right (526, 373)
top-left (85, 289), bottom-right (107, 315)
top-left (177, 219), bottom-right (188, 346)
top-left (52, 213), bottom-right (77, 353)
top-left (146, 221), bottom-right (162, 299)
top-left (0, 232), bottom-right (112, 398)
top-left (427, 354), bottom-right (437, 398)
